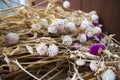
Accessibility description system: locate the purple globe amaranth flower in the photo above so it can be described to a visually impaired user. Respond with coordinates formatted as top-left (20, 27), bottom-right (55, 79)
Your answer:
top-left (89, 43), bottom-right (106, 55)
top-left (92, 21), bottom-right (99, 26)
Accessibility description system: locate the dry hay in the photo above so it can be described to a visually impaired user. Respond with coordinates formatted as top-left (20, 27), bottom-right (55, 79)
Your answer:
top-left (0, 0), bottom-right (120, 80)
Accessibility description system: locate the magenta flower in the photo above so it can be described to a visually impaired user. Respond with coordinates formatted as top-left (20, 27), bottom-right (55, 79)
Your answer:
top-left (89, 43), bottom-right (106, 55)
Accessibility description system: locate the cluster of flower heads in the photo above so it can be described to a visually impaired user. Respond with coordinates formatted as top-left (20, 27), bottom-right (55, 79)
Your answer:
top-left (3, 1), bottom-right (119, 80)
top-left (48, 19), bottom-right (76, 34)
top-left (36, 43), bottom-right (59, 57)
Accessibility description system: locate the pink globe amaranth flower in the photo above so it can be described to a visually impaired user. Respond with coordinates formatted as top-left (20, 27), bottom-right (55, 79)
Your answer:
top-left (89, 43), bottom-right (106, 55)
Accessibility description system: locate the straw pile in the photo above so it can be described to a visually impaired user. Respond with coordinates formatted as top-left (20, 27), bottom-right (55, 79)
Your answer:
top-left (0, 0), bottom-right (120, 80)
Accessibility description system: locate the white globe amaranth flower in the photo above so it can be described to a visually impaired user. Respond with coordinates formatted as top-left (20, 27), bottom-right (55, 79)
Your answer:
top-left (81, 19), bottom-right (91, 29)
top-left (94, 27), bottom-right (102, 34)
top-left (62, 35), bottom-right (73, 45)
top-left (6, 32), bottom-right (19, 45)
top-left (91, 14), bottom-right (99, 21)
top-left (48, 25), bottom-right (58, 33)
top-left (48, 44), bottom-right (59, 57)
top-left (101, 69), bottom-right (116, 80)
top-left (65, 22), bottom-right (76, 32)
top-left (52, 19), bottom-right (65, 31)
top-left (63, 1), bottom-right (70, 9)
top-left (79, 34), bottom-right (87, 43)
top-left (76, 59), bottom-right (86, 66)
top-left (89, 61), bottom-right (98, 72)
top-left (36, 43), bottom-right (48, 55)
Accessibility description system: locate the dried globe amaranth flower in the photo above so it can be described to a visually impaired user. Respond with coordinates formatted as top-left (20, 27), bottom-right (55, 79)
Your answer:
top-left (89, 61), bottom-right (98, 72)
top-left (101, 69), bottom-right (116, 80)
top-left (36, 43), bottom-right (48, 55)
top-left (89, 43), bottom-right (106, 56)
top-left (6, 32), bottom-right (19, 45)
top-left (76, 59), bottom-right (86, 66)
top-left (52, 19), bottom-right (65, 31)
top-left (62, 35), bottom-right (73, 46)
top-left (47, 44), bottom-right (59, 57)
top-left (48, 25), bottom-right (58, 34)
top-left (94, 27), bottom-right (102, 34)
top-left (79, 34), bottom-right (87, 43)
top-left (80, 19), bottom-right (91, 29)
top-left (91, 14), bottom-right (99, 22)
top-left (65, 22), bottom-right (76, 32)
top-left (63, 1), bottom-right (70, 9)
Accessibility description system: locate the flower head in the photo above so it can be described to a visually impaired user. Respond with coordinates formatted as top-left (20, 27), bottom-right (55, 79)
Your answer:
top-left (91, 14), bottom-right (99, 21)
top-left (76, 59), bottom-right (86, 66)
top-left (6, 32), bottom-right (19, 45)
top-left (101, 69), bottom-right (116, 80)
top-left (63, 1), bottom-right (70, 9)
top-left (81, 19), bottom-right (91, 29)
top-left (79, 34), bottom-right (87, 43)
top-left (94, 27), bottom-right (102, 34)
top-left (65, 22), bottom-right (76, 32)
top-left (52, 19), bottom-right (65, 31)
top-left (36, 43), bottom-right (48, 55)
top-left (89, 61), bottom-right (98, 72)
top-left (62, 35), bottom-right (73, 45)
top-left (48, 25), bottom-right (58, 33)
top-left (47, 44), bottom-right (59, 57)
top-left (89, 43), bottom-right (106, 55)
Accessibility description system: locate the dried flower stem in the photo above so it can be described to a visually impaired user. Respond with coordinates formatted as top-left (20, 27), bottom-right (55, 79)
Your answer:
top-left (13, 59), bottom-right (40, 80)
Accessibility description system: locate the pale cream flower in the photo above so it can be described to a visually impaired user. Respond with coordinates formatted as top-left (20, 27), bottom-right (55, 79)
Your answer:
top-left (89, 61), bottom-right (98, 72)
top-left (48, 26), bottom-right (58, 33)
top-left (52, 19), bottom-right (65, 31)
top-left (76, 59), bottom-right (86, 66)
top-left (63, 1), bottom-right (70, 9)
top-left (91, 14), bottom-right (99, 21)
top-left (48, 44), bottom-right (59, 57)
top-left (36, 43), bottom-right (48, 55)
top-left (6, 32), bottom-right (19, 45)
top-left (79, 34), bottom-right (87, 43)
top-left (81, 19), bottom-right (91, 29)
top-left (101, 69), bottom-right (116, 80)
top-left (62, 35), bottom-right (73, 45)
top-left (65, 22), bottom-right (76, 32)
top-left (94, 27), bottom-right (102, 34)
